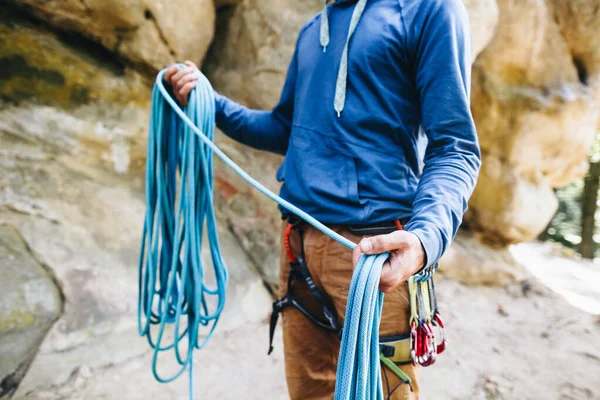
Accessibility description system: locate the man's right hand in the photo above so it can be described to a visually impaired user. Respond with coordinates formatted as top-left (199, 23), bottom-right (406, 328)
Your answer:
top-left (163, 60), bottom-right (200, 106)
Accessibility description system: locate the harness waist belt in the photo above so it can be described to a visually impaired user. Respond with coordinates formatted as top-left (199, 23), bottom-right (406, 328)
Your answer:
top-left (379, 334), bottom-right (412, 364)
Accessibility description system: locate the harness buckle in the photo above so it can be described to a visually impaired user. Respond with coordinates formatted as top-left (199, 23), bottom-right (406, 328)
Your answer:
top-left (380, 344), bottom-right (395, 358)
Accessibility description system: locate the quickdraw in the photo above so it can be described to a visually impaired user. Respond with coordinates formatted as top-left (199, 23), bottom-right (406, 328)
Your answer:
top-left (408, 275), bottom-right (446, 367)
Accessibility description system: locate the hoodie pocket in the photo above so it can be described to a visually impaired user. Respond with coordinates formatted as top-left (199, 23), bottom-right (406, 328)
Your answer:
top-left (286, 130), bottom-right (359, 203)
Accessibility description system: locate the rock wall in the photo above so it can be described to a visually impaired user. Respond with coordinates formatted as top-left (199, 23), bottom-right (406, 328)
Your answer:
top-left (0, 3), bottom-right (271, 397)
top-left (3, 0), bottom-right (215, 73)
top-left (1, 0), bottom-right (600, 396)
top-left (205, 0), bottom-right (326, 287)
top-left (465, 0), bottom-right (600, 244)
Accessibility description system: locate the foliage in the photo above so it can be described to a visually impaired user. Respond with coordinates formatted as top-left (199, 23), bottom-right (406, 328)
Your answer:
top-left (545, 181), bottom-right (583, 249)
top-left (543, 132), bottom-right (600, 256)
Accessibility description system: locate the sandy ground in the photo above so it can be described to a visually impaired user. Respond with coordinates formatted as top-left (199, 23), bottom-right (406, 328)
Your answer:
top-left (15, 244), bottom-right (600, 400)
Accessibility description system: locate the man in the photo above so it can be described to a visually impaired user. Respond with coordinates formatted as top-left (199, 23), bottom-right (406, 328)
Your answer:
top-left (164, 0), bottom-right (480, 398)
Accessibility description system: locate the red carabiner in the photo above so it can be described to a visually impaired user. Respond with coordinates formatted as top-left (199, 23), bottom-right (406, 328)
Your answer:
top-left (433, 312), bottom-right (447, 354)
top-left (421, 321), bottom-right (437, 366)
top-left (417, 324), bottom-right (426, 365)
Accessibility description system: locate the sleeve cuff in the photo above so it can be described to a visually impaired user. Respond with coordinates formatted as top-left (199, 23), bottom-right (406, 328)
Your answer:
top-left (404, 223), bottom-right (443, 269)
top-left (213, 89), bottom-right (225, 114)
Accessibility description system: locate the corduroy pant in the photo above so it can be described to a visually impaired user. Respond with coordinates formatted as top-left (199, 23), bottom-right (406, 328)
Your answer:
top-left (279, 222), bottom-right (419, 400)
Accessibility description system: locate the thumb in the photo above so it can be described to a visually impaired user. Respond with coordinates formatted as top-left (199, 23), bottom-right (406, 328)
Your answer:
top-left (359, 231), bottom-right (406, 254)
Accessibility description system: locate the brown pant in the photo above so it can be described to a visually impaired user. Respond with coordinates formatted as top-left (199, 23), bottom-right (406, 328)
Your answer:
top-left (279, 222), bottom-right (419, 400)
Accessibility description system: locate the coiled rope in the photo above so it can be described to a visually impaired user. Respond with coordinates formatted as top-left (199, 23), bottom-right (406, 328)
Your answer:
top-left (138, 67), bottom-right (430, 399)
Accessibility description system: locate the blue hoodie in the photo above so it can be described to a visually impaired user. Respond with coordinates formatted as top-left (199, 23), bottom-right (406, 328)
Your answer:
top-left (214, 0), bottom-right (481, 268)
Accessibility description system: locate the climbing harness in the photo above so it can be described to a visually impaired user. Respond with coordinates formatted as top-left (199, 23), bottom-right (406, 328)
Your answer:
top-left (268, 220), bottom-right (342, 355)
top-left (269, 217), bottom-right (446, 396)
top-left (268, 219), bottom-right (417, 395)
top-left (139, 67), bottom-right (439, 400)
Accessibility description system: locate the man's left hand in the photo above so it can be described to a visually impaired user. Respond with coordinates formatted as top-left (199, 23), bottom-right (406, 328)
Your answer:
top-left (352, 231), bottom-right (426, 293)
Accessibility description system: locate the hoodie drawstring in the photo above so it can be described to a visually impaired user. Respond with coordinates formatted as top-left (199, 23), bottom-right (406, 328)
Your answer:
top-left (320, 2), bottom-right (330, 52)
top-left (320, 0), bottom-right (368, 117)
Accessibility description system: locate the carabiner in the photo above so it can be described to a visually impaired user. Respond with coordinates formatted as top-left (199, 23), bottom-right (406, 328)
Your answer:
top-left (433, 311), bottom-right (447, 354)
top-left (410, 320), bottom-right (419, 366)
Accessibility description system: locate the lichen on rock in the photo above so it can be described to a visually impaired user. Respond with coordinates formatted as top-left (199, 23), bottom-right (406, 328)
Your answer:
top-left (3, 0), bottom-right (215, 73)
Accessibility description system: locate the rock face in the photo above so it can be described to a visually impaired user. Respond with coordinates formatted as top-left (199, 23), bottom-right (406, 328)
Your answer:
top-left (462, 0), bottom-right (499, 59)
top-left (214, 0), bottom-right (242, 10)
top-left (2, 0), bottom-right (600, 396)
top-left (205, 0), bottom-right (326, 287)
top-left (4, 0), bottom-right (215, 72)
top-left (0, 225), bottom-right (62, 399)
top-left (206, 0), bottom-right (323, 109)
top-left (466, 0), bottom-right (600, 244)
top-left (0, 7), bottom-right (272, 397)
top-left (0, 10), bottom-right (151, 174)
top-left (438, 231), bottom-right (527, 286)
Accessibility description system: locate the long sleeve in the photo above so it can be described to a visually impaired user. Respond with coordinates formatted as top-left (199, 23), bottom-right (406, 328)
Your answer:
top-left (402, 0), bottom-right (482, 268)
top-left (213, 49), bottom-right (298, 156)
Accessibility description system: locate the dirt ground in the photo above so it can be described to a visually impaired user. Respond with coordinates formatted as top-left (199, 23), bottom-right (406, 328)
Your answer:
top-left (15, 243), bottom-right (600, 400)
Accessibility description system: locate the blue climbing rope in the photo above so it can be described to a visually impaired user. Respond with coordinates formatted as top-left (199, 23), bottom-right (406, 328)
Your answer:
top-left (138, 67), bottom-right (429, 399)
top-left (137, 70), bottom-right (226, 398)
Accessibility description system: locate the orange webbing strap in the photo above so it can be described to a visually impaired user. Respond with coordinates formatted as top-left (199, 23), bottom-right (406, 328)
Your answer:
top-left (283, 223), bottom-right (295, 263)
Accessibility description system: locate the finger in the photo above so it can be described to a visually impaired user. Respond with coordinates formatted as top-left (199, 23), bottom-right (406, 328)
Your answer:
top-left (359, 230), bottom-right (407, 254)
top-left (184, 60), bottom-right (198, 70)
top-left (379, 261), bottom-right (396, 292)
top-left (174, 90), bottom-right (183, 105)
top-left (173, 72), bottom-right (199, 92)
top-left (379, 261), bottom-right (394, 292)
top-left (171, 66), bottom-right (195, 86)
top-left (178, 81), bottom-right (197, 106)
top-left (378, 260), bottom-right (407, 293)
top-left (163, 64), bottom-right (179, 84)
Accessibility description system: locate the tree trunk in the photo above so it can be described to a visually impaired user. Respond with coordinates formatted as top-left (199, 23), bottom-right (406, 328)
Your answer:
top-left (580, 161), bottom-right (600, 259)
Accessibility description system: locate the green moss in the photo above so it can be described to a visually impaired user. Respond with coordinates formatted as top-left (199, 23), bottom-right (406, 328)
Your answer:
top-left (0, 14), bottom-right (150, 107)
top-left (0, 309), bottom-right (37, 332)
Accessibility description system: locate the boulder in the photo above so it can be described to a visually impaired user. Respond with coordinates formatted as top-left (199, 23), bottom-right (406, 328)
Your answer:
top-left (466, 0), bottom-right (600, 243)
top-left (0, 225), bottom-right (62, 399)
top-left (438, 230), bottom-right (527, 286)
top-left (4, 0), bottom-right (215, 72)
